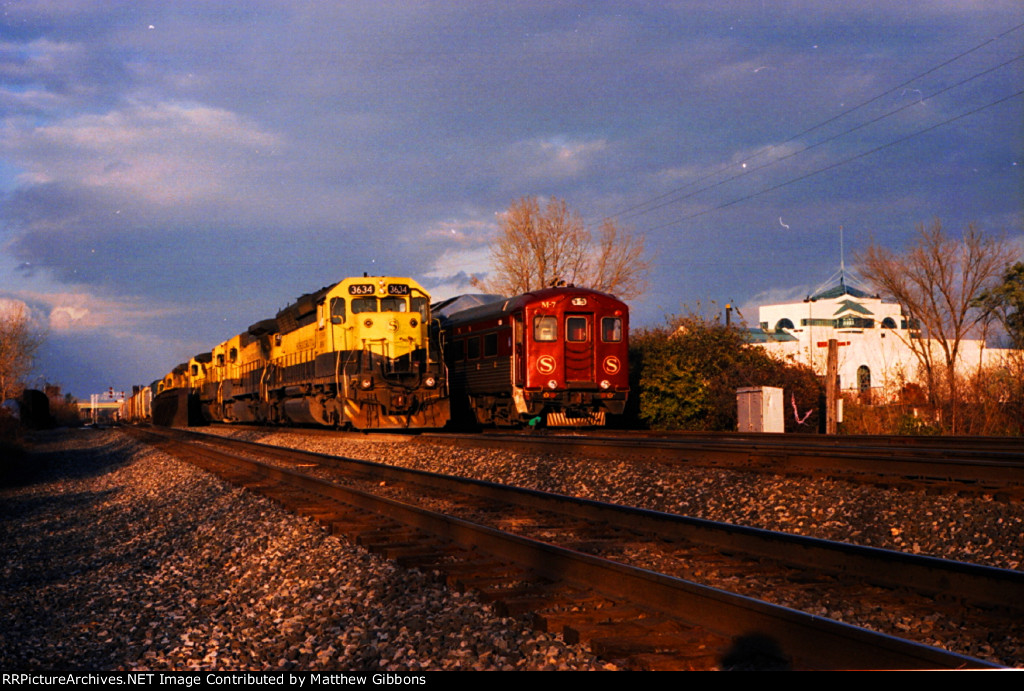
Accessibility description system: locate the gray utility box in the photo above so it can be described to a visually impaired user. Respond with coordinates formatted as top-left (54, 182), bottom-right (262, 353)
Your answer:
top-left (737, 386), bottom-right (784, 433)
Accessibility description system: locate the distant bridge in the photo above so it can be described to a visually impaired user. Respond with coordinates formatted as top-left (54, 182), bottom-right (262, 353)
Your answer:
top-left (80, 393), bottom-right (125, 423)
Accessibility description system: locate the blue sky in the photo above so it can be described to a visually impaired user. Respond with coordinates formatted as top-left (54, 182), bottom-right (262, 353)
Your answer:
top-left (2, 1), bottom-right (1022, 398)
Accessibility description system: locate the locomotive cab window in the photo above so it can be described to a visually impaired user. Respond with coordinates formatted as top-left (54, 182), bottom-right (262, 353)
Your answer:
top-left (352, 297), bottom-right (377, 314)
top-left (380, 297), bottom-right (407, 312)
top-left (601, 317), bottom-right (623, 342)
top-left (330, 297), bottom-right (346, 324)
top-left (566, 316), bottom-right (588, 342)
top-left (534, 316), bottom-right (557, 342)
top-left (411, 296), bottom-right (429, 321)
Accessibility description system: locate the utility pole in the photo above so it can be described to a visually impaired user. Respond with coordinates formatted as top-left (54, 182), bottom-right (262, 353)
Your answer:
top-left (826, 338), bottom-right (838, 434)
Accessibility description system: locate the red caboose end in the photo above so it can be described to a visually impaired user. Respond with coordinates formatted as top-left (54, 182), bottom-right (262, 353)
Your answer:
top-left (438, 287), bottom-right (629, 427)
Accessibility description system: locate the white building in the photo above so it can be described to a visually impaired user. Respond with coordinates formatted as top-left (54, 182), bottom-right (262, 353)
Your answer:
top-left (748, 279), bottom-right (1004, 401)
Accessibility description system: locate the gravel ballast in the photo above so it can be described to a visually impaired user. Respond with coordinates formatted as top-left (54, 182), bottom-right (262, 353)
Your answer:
top-left (3, 426), bottom-right (1022, 670)
top-left (0, 428), bottom-right (607, 671)
top-left (199, 427), bottom-right (1024, 667)
top-left (214, 428), bottom-right (1024, 571)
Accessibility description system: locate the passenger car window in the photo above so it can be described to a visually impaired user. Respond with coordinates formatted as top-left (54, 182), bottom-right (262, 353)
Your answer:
top-left (483, 332), bottom-right (498, 357)
top-left (566, 316), bottom-right (588, 342)
top-left (601, 317), bottom-right (622, 342)
top-left (534, 316), bottom-right (557, 341)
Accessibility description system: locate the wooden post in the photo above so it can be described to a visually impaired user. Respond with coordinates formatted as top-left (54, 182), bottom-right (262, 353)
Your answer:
top-left (826, 338), bottom-right (838, 434)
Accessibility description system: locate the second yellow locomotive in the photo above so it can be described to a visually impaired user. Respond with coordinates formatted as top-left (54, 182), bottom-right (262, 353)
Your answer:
top-left (153, 276), bottom-right (449, 429)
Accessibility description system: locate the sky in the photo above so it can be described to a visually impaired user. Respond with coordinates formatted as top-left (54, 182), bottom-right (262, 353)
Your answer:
top-left (1, 1), bottom-right (1022, 399)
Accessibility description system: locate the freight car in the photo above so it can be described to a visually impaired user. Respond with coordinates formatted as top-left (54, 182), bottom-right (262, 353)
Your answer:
top-left (120, 384), bottom-right (154, 423)
top-left (151, 275), bottom-right (449, 430)
top-left (437, 286), bottom-right (629, 427)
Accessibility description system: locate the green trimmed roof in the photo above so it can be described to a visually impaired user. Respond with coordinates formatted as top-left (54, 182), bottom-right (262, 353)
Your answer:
top-left (833, 299), bottom-right (873, 316)
top-left (745, 328), bottom-right (798, 344)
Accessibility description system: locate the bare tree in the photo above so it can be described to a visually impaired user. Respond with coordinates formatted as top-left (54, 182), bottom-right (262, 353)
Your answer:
top-left (857, 220), bottom-right (1012, 433)
top-left (588, 218), bottom-right (650, 298)
top-left (474, 196), bottom-right (649, 299)
top-left (0, 300), bottom-right (45, 405)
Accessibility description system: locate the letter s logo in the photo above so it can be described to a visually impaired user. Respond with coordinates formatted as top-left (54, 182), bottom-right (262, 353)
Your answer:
top-left (537, 355), bottom-right (556, 374)
top-left (603, 356), bottom-right (620, 375)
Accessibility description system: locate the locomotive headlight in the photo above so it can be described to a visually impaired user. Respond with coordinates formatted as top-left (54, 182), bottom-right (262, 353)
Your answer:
top-left (360, 377), bottom-right (373, 390)
top-left (424, 376), bottom-right (436, 388)
top-left (547, 380), bottom-right (557, 389)
top-left (363, 318), bottom-right (374, 328)
top-left (600, 380), bottom-right (611, 390)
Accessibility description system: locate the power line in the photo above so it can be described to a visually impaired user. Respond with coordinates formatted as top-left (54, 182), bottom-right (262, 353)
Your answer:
top-left (645, 87), bottom-right (1024, 231)
top-left (598, 19), bottom-right (1024, 225)
top-left (620, 52), bottom-right (1024, 223)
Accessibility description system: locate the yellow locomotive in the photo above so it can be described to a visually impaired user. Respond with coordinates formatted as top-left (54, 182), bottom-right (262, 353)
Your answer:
top-left (154, 276), bottom-right (449, 430)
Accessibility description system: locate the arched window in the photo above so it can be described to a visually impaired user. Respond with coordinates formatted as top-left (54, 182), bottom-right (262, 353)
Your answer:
top-left (775, 318), bottom-right (794, 332)
top-left (857, 365), bottom-right (872, 403)
top-left (856, 364), bottom-right (870, 391)
top-left (881, 317), bottom-right (896, 329)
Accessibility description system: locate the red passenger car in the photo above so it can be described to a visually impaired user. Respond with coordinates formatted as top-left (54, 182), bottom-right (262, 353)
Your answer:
top-left (438, 287), bottom-right (629, 427)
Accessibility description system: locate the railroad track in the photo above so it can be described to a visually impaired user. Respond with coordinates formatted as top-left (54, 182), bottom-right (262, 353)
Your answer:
top-left (125, 425), bottom-right (1018, 670)
top-left (200, 423), bottom-right (1024, 499)
top-left (544, 428), bottom-right (1024, 452)
top-left (423, 430), bottom-right (1024, 500)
